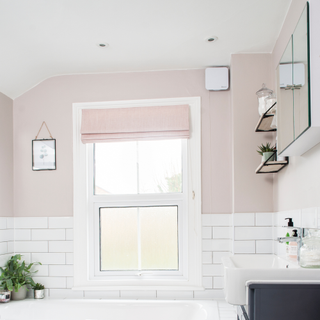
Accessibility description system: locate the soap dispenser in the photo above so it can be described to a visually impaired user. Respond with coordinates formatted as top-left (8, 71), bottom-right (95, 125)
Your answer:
top-left (288, 229), bottom-right (298, 260)
top-left (285, 218), bottom-right (294, 255)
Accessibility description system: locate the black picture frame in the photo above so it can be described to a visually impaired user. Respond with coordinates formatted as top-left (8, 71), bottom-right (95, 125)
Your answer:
top-left (32, 139), bottom-right (56, 171)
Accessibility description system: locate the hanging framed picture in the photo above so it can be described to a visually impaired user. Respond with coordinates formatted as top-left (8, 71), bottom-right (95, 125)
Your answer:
top-left (32, 139), bottom-right (56, 171)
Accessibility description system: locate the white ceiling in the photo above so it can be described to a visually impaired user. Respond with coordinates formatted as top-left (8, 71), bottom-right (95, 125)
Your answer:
top-left (0, 0), bottom-right (291, 99)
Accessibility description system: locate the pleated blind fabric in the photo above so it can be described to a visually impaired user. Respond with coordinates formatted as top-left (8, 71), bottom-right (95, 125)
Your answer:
top-left (81, 105), bottom-right (190, 143)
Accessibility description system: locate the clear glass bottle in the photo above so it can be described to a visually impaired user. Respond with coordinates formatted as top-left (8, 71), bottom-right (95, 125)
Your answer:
top-left (256, 83), bottom-right (273, 116)
top-left (299, 229), bottom-right (320, 268)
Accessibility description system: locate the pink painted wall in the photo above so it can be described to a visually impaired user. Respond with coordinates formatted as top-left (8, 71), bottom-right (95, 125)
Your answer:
top-left (13, 69), bottom-right (233, 217)
top-left (272, 0), bottom-right (320, 211)
top-left (0, 92), bottom-right (13, 217)
top-left (231, 54), bottom-right (275, 213)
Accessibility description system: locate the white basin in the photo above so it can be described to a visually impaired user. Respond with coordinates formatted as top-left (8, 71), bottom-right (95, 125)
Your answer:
top-left (222, 254), bottom-right (320, 305)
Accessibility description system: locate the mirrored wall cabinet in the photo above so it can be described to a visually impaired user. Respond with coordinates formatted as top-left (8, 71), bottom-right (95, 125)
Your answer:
top-left (277, 2), bottom-right (320, 156)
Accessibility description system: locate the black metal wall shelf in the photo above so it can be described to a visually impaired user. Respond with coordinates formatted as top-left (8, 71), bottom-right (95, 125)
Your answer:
top-left (255, 102), bottom-right (277, 132)
top-left (255, 151), bottom-right (289, 174)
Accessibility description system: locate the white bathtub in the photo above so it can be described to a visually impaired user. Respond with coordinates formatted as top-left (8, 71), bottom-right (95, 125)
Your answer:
top-left (0, 299), bottom-right (222, 320)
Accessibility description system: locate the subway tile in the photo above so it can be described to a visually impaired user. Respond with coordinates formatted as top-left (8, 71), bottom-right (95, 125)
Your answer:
top-left (14, 217), bottom-right (48, 229)
top-left (0, 242), bottom-right (7, 255)
top-left (0, 229), bottom-right (14, 242)
top-left (0, 217), bottom-right (7, 229)
top-left (66, 229), bottom-right (73, 240)
top-left (49, 241), bottom-right (73, 252)
top-left (256, 241), bottom-right (273, 254)
top-left (156, 290), bottom-right (194, 300)
top-left (233, 241), bottom-right (255, 254)
top-left (202, 252), bottom-right (212, 264)
top-left (6, 218), bottom-right (14, 229)
top-left (194, 289), bottom-right (224, 299)
top-left (7, 241), bottom-right (14, 253)
top-left (15, 229), bottom-right (31, 241)
top-left (212, 252), bottom-right (232, 264)
top-left (15, 241), bottom-right (48, 253)
top-left (32, 264), bottom-right (49, 276)
top-left (202, 214), bottom-right (231, 227)
top-left (49, 289), bottom-right (84, 299)
top-left (233, 213), bottom-right (254, 226)
top-left (120, 290), bottom-right (156, 299)
top-left (32, 229), bottom-right (65, 241)
top-left (32, 253), bottom-right (65, 264)
top-left (256, 212), bottom-right (273, 226)
top-left (213, 276), bottom-right (224, 289)
top-left (84, 290), bottom-right (120, 299)
top-left (212, 227), bottom-right (232, 239)
top-left (33, 276), bottom-right (67, 288)
top-left (301, 208), bottom-right (317, 228)
top-left (49, 217), bottom-right (73, 229)
top-left (19, 253), bottom-right (31, 264)
top-left (202, 227), bottom-right (212, 239)
top-left (202, 276), bottom-right (213, 289)
top-left (49, 265), bottom-right (73, 277)
top-left (202, 239), bottom-right (231, 252)
top-left (66, 253), bottom-right (74, 265)
top-left (67, 277), bottom-right (73, 289)
top-left (0, 254), bottom-right (11, 267)
top-left (202, 264), bottom-right (223, 276)
top-left (234, 227), bottom-right (272, 240)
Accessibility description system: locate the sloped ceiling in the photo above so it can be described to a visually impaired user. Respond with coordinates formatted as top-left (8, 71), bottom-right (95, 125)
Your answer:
top-left (0, 0), bottom-right (291, 99)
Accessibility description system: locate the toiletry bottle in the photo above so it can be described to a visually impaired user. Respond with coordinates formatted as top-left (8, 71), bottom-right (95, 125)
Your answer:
top-left (288, 229), bottom-right (298, 261)
top-left (285, 218), bottom-right (294, 255)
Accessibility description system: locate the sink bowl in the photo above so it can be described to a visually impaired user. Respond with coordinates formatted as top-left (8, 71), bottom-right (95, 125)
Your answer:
top-left (222, 254), bottom-right (320, 305)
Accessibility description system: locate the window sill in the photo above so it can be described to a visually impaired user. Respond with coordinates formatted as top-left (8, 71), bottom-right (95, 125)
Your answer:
top-left (72, 286), bottom-right (205, 291)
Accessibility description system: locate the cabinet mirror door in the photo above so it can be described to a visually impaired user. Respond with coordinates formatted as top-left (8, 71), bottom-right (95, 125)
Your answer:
top-left (277, 3), bottom-right (310, 155)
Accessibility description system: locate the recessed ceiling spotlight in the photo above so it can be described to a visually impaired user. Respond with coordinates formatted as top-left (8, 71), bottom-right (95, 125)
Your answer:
top-left (97, 43), bottom-right (109, 48)
top-left (206, 36), bottom-right (218, 43)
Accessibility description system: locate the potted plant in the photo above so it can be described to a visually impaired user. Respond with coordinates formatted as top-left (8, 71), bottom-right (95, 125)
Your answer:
top-left (33, 283), bottom-right (45, 299)
top-left (257, 142), bottom-right (276, 162)
top-left (0, 254), bottom-right (40, 300)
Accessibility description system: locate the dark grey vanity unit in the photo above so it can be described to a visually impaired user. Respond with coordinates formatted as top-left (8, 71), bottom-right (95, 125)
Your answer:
top-left (246, 283), bottom-right (320, 320)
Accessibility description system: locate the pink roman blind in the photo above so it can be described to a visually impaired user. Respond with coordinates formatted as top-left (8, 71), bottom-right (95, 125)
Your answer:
top-left (80, 105), bottom-right (190, 143)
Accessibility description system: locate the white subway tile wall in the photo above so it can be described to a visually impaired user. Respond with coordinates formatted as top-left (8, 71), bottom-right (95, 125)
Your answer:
top-left (2, 209), bottom-right (318, 300)
top-left (0, 217), bottom-right (14, 266)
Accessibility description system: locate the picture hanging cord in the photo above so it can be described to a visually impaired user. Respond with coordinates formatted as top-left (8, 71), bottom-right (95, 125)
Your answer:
top-left (35, 121), bottom-right (53, 139)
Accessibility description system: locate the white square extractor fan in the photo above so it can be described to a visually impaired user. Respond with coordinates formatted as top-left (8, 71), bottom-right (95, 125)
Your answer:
top-left (205, 67), bottom-right (229, 91)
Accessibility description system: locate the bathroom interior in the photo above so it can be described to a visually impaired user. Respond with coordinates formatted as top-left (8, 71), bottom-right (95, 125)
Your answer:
top-left (1, 0), bottom-right (320, 319)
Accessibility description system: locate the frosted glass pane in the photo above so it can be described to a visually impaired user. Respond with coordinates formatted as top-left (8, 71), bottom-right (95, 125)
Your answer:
top-left (140, 206), bottom-right (178, 270)
top-left (138, 140), bottom-right (182, 193)
top-left (95, 142), bottom-right (137, 194)
top-left (100, 208), bottom-right (138, 270)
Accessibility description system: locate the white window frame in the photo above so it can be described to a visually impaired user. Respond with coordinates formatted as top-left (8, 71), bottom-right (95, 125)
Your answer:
top-left (73, 97), bottom-right (202, 290)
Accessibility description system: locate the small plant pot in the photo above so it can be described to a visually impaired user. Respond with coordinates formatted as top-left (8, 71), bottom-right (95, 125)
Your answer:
top-left (262, 152), bottom-right (275, 162)
top-left (34, 289), bottom-right (45, 299)
top-left (0, 290), bottom-right (11, 303)
top-left (11, 285), bottom-right (27, 300)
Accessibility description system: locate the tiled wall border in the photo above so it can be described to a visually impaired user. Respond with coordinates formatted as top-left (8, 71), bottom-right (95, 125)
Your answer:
top-left (2, 209), bottom-right (318, 299)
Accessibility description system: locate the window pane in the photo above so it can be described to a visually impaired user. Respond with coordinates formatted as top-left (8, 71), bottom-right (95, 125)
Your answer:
top-left (138, 140), bottom-right (182, 193)
top-left (95, 142), bottom-right (137, 194)
top-left (94, 140), bottom-right (182, 195)
top-left (100, 208), bottom-right (138, 270)
top-left (140, 206), bottom-right (178, 270)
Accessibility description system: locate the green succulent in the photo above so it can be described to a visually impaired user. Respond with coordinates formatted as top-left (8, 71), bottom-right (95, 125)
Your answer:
top-left (33, 283), bottom-right (45, 290)
top-left (0, 254), bottom-right (41, 292)
top-left (256, 142), bottom-right (276, 156)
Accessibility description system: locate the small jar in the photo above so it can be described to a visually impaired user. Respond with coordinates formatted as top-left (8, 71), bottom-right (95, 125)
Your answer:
top-left (299, 229), bottom-right (320, 268)
top-left (256, 84), bottom-right (274, 116)
top-left (0, 290), bottom-right (11, 303)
